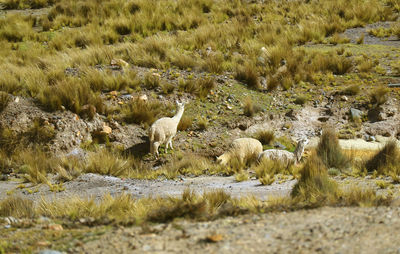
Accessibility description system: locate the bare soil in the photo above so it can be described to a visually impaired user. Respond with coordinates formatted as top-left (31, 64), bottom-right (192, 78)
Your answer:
top-left (73, 206), bottom-right (400, 254)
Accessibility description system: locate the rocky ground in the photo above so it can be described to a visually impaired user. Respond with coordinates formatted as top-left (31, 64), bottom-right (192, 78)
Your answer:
top-left (1, 14), bottom-right (400, 253)
top-left (51, 206), bottom-right (400, 254)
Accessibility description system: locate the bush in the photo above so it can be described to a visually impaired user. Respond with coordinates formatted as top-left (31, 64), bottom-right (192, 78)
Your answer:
top-left (197, 116), bottom-right (208, 131)
top-left (234, 63), bottom-right (260, 90)
top-left (254, 130), bottom-right (274, 145)
top-left (196, 77), bottom-right (216, 99)
top-left (291, 154), bottom-right (338, 205)
top-left (85, 149), bottom-right (136, 177)
top-left (316, 129), bottom-right (349, 170)
top-left (342, 84), bottom-right (360, 95)
top-left (0, 196), bottom-right (34, 218)
top-left (122, 99), bottom-right (167, 126)
top-left (243, 97), bottom-right (261, 117)
top-left (144, 73), bottom-right (161, 89)
top-left (254, 159), bottom-right (290, 185)
top-left (177, 115), bottom-right (193, 131)
top-left (0, 92), bottom-right (11, 112)
top-left (38, 79), bottom-right (104, 116)
top-left (293, 95), bottom-right (308, 105)
top-left (22, 119), bottom-right (55, 145)
top-left (370, 86), bottom-right (389, 106)
top-left (365, 140), bottom-right (399, 174)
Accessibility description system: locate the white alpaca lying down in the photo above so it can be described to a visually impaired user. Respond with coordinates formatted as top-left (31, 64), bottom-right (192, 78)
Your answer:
top-left (217, 138), bottom-right (263, 165)
top-left (258, 138), bottom-right (309, 166)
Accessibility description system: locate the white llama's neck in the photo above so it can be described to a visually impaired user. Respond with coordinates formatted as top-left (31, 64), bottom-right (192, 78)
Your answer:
top-left (173, 106), bottom-right (184, 121)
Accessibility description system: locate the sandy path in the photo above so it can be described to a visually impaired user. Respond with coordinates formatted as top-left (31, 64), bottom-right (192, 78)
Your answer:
top-left (0, 174), bottom-right (296, 202)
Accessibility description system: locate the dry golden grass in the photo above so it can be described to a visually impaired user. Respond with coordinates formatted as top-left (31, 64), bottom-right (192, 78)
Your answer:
top-left (365, 140), bottom-right (399, 175)
top-left (291, 154), bottom-right (338, 205)
top-left (316, 128), bottom-right (350, 170)
top-left (254, 130), bottom-right (274, 145)
top-left (370, 86), bottom-right (389, 106)
top-left (0, 196), bottom-right (34, 218)
top-left (243, 97), bottom-right (261, 117)
top-left (234, 63), bottom-right (260, 90)
top-left (0, 92), bottom-right (11, 112)
top-left (342, 84), bottom-right (360, 96)
top-left (177, 115), bottom-right (193, 131)
top-left (122, 98), bottom-right (168, 127)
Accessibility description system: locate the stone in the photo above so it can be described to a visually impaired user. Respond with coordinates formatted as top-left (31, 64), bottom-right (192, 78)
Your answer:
top-left (48, 224), bottom-right (63, 231)
top-left (341, 95), bottom-right (348, 101)
top-left (120, 94), bottom-right (133, 100)
top-left (111, 58), bottom-right (129, 68)
top-left (38, 250), bottom-right (62, 254)
top-left (66, 148), bottom-right (87, 160)
top-left (350, 108), bottom-right (363, 120)
top-left (102, 125), bottom-right (112, 134)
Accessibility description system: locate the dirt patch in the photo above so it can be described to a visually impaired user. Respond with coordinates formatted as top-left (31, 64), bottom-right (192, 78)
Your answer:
top-left (341, 21), bottom-right (400, 47)
top-left (0, 173), bottom-right (296, 202)
top-left (72, 206), bottom-right (400, 254)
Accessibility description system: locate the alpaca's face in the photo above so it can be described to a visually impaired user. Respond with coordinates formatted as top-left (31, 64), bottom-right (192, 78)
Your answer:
top-left (176, 100), bottom-right (185, 110)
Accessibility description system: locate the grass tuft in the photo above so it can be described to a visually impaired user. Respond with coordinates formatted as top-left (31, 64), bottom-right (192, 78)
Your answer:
top-left (254, 130), bottom-right (274, 145)
top-left (177, 115), bottom-right (193, 131)
top-left (0, 196), bottom-right (34, 218)
top-left (122, 98), bottom-right (167, 126)
top-left (316, 128), bottom-right (349, 170)
top-left (342, 84), bottom-right (360, 95)
top-left (291, 154), bottom-right (338, 205)
top-left (370, 86), bottom-right (389, 106)
top-left (243, 97), bottom-right (261, 117)
top-left (0, 92), bottom-right (11, 112)
top-left (235, 63), bottom-right (260, 90)
top-left (365, 140), bottom-right (399, 175)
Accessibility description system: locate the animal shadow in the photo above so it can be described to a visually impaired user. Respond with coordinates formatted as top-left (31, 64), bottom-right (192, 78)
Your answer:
top-left (124, 136), bottom-right (150, 158)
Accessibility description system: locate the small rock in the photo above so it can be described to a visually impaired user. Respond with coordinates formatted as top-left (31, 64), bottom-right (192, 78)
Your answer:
top-left (48, 224), bottom-right (63, 231)
top-left (350, 108), bottom-right (363, 120)
top-left (37, 241), bottom-right (51, 247)
top-left (38, 249), bottom-right (62, 254)
top-left (341, 95), bottom-right (348, 101)
top-left (206, 234), bottom-right (224, 243)
top-left (120, 94), bottom-right (133, 100)
top-left (111, 58), bottom-right (129, 68)
top-left (142, 245), bottom-right (151, 251)
top-left (14, 97), bottom-right (19, 103)
top-left (102, 125), bottom-right (112, 134)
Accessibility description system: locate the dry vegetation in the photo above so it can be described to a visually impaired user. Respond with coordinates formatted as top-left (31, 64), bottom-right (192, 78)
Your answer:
top-left (0, 1), bottom-right (399, 251)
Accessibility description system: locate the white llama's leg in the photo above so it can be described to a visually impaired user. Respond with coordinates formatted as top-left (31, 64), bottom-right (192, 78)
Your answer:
top-left (153, 141), bottom-right (160, 158)
top-left (166, 136), bottom-right (173, 150)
